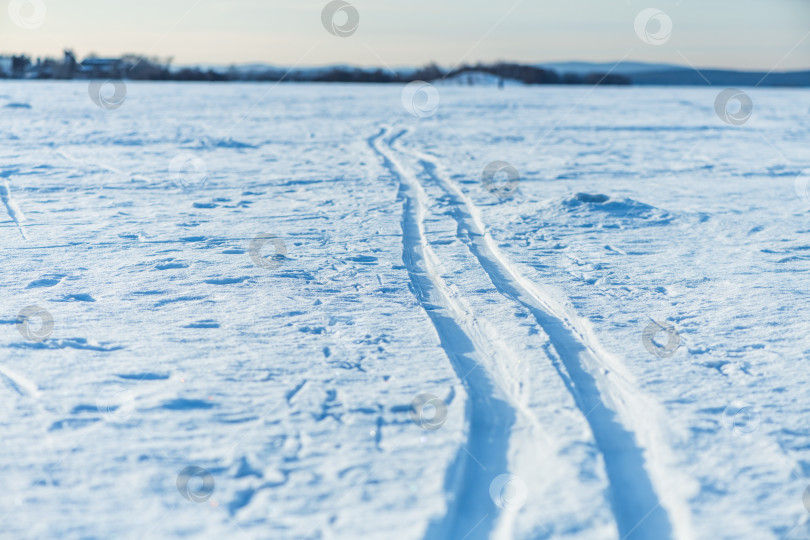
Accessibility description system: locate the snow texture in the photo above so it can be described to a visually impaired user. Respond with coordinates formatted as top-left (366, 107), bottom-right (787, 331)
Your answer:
top-left (1, 81), bottom-right (810, 540)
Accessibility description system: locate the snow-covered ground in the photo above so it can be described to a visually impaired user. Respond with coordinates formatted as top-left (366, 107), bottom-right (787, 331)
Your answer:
top-left (1, 81), bottom-right (810, 540)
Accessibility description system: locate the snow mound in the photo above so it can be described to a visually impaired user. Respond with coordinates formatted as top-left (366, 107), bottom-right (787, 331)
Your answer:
top-left (557, 192), bottom-right (673, 225)
top-left (192, 136), bottom-right (259, 150)
top-left (567, 193), bottom-right (610, 204)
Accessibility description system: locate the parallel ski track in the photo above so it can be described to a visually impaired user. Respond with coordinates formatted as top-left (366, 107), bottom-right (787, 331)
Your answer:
top-left (391, 135), bottom-right (676, 540)
top-left (370, 127), bottom-right (517, 540)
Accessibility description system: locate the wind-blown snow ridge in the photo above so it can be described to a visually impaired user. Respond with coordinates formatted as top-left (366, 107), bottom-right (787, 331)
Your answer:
top-left (398, 140), bottom-right (691, 540)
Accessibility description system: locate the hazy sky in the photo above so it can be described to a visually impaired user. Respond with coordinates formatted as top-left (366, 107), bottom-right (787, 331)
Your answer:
top-left (1, 0), bottom-right (808, 70)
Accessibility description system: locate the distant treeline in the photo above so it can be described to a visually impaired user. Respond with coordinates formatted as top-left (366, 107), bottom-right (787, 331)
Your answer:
top-left (282, 63), bottom-right (630, 85)
top-left (209, 62), bottom-right (631, 85)
top-left (0, 52), bottom-right (631, 85)
top-left (3, 52), bottom-right (808, 86)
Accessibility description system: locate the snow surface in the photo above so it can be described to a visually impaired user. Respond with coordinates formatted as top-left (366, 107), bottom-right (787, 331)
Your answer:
top-left (1, 81), bottom-right (810, 540)
top-left (436, 72), bottom-right (524, 87)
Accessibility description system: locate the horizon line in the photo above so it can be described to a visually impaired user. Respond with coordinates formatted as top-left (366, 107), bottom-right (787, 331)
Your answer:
top-left (2, 52), bottom-right (809, 74)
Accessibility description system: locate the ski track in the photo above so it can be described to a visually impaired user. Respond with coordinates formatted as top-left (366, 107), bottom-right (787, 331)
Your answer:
top-left (0, 179), bottom-right (27, 240)
top-left (370, 127), bottom-right (517, 540)
top-left (400, 138), bottom-right (681, 540)
top-left (376, 127), bottom-right (682, 540)
top-left (0, 365), bottom-right (40, 399)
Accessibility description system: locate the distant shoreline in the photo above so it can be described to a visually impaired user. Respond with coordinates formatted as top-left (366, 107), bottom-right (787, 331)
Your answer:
top-left (2, 54), bottom-right (808, 87)
top-left (4, 80), bottom-right (809, 90)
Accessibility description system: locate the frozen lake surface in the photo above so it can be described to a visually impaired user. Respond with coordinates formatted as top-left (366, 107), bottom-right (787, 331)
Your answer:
top-left (1, 81), bottom-right (810, 540)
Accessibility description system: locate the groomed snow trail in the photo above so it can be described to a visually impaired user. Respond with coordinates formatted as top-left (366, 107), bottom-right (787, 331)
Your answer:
top-left (380, 129), bottom-right (677, 540)
top-left (371, 128), bottom-right (518, 540)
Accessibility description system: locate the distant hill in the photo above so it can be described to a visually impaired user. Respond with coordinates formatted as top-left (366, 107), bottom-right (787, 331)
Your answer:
top-left (536, 61), bottom-right (810, 87)
top-left (630, 69), bottom-right (810, 87)
top-left (536, 61), bottom-right (689, 76)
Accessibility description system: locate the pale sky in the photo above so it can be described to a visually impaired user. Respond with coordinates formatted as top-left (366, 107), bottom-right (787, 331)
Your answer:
top-left (1, 0), bottom-right (808, 70)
